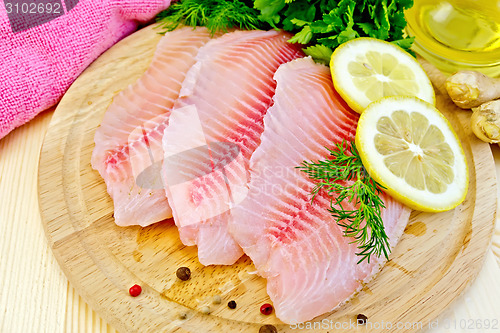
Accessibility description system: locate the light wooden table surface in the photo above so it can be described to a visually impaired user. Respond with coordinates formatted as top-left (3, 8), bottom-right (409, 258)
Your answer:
top-left (0, 108), bottom-right (499, 333)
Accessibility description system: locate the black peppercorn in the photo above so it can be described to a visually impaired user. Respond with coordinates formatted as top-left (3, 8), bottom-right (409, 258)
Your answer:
top-left (259, 324), bottom-right (277, 333)
top-left (357, 313), bottom-right (368, 325)
top-left (176, 267), bottom-right (191, 281)
top-left (228, 300), bottom-right (237, 309)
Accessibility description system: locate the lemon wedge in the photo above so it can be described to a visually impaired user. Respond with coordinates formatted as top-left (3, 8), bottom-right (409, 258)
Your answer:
top-left (331, 38), bottom-right (435, 113)
top-left (355, 97), bottom-right (468, 212)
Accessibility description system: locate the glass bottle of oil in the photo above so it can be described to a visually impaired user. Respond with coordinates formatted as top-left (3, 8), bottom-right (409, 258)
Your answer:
top-left (405, 0), bottom-right (500, 76)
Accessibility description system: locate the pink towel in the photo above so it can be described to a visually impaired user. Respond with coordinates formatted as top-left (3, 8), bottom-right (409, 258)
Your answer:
top-left (0, 0), bottom-right (171, 139)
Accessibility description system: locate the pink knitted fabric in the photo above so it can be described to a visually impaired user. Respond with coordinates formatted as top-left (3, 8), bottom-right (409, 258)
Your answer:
top-left (0, 0), bottom-right (171, 139)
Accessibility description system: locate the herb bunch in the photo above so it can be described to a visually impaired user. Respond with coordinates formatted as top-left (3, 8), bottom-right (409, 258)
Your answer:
top-left (156, 0), bottom-right (263, 35)
top-left (258, 0), bottom-right (415, 64)
top-left (156, 0), bottom-right (415, 64)
top-left (298, 141), bottom-right (390, 263)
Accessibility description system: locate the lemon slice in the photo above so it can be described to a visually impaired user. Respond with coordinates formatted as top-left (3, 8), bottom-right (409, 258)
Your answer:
top-left (355, 96), bottom-right (468, 212)
top-left (330, 38), bottom-right (435, 113)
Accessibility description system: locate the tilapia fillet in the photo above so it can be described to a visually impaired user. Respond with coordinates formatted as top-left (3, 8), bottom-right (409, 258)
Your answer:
top-left (229, 58), bottom-right (411, 324)
top-left (162, 30), bottom-right (304, 265)
top-left (91, 27), bottom-right (211, 227)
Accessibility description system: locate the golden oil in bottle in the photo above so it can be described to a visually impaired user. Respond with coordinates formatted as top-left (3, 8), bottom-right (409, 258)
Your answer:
top-left (405, 0), bottom-right (500, 76)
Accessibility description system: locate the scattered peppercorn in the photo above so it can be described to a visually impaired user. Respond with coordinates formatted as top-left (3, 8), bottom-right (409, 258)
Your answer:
top-left (260, 303), bottom-right (273, 315)
top-left (212, 295), bottom-right (222, 305)
top-left (259, 324), bottom-right (277, 333)
top-left (128, 284), bottom-right (142, 297)
top-left (200, 306), bottom-right (211, 315)
top-left (178, 312), bottom-right (187, 320)
top-left (176, 267), bottom-right (191, 281)
top-left (228, 300), bottom-right (237, 309)
top-left (357, 313), bottom-right (368, 325)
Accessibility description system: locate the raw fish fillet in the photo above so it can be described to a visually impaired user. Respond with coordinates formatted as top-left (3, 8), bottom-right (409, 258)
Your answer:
top-left (228, 58), bottom-right (411, 324)
top-left (162, 30), bottom-right (304, 265)
top-left (91, 27), bottom-right (212, 227)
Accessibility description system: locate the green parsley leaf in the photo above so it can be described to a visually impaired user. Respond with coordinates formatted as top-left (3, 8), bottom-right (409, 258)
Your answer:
top-left (303, 44), bottom-right (333, 65)
top-left (254, 0), bottom-right (416, 62)
top-left (288, 25), bottom-right (313, 44)
top-left (254, 0), bottom-right (286, 27)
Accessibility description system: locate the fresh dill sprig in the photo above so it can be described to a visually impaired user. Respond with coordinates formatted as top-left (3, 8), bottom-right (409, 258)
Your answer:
top-left (298, 140), bottom-right (390, 264)
top-left (156, 0), bottom-right (263, 35)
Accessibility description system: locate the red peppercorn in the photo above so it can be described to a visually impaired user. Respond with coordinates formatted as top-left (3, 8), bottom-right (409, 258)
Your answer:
top-left (260, 303), bottom-right (273, 315)
top-left (129, 284), bottom-right (142, 297)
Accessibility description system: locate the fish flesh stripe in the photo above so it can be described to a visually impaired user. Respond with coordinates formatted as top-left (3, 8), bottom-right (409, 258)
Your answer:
top-left (229, 57), bottom-right (411, 324)
top-left (162, 30), bottom-right (304, 265)
top-left (91, 27), bottom-right (212, 227)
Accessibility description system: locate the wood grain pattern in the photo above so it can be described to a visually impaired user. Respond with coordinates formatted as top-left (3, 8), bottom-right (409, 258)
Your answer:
top-left (422, 250), bottom-right (500, 333)
top-left (0, 106), bottom-right (496, 333)
top-left (37, 24), bottom-right (497, 332)
top-left (0, 109), bottom-right (70, 333)
top-left (0, 107), bottom-right (495, 333)
top-left (490, 145), bottom-right (500, 267)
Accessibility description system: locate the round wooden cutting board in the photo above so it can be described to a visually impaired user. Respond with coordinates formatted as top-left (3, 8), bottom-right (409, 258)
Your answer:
top-left (38, 24), bottom-right (497, 333)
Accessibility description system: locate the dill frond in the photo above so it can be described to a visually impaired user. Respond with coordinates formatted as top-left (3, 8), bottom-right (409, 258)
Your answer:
top-left (156, 0), bottom-right (263, 35)
top-left (298, 140), bottom-right (390, 264)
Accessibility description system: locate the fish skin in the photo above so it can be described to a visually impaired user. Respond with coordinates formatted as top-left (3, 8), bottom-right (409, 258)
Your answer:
top-left (91, 27), bottom-right (212, 227)
top-left (162, 30), bottom-right (304, 265)
top-left (228, 57), bottom-right (411, 324)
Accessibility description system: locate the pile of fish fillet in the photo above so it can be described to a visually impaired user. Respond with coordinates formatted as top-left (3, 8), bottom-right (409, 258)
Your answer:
top-left (91, 27), bottom-right (411, 324)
